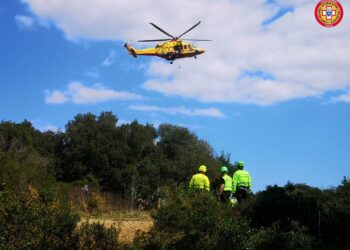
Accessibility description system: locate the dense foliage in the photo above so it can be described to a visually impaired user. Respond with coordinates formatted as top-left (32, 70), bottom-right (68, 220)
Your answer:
top-left (0, 190), bottom-right (79, 249)
top-left (133, 190), bottom-right (253, 250)
top-left (0, 189), bottom-right (126, 250)
top-left (0, 112), bottom-right (227, 202)
top-left (0, 112), bottom-right (349, 249)
top-left (245, 180), bottom-right (350, 250)
top-left (134, 182), bottom-right (350, 250)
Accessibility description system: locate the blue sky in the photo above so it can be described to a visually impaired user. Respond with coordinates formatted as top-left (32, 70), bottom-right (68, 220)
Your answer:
top-left (1, 0), bottom-right (350, 191)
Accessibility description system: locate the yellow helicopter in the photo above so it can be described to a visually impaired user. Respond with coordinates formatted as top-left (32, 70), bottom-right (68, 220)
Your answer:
top-left (124, 21), bottom-right (211, 64)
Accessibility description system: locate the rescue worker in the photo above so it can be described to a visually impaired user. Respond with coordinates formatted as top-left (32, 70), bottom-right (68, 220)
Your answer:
top-left (232, 161), bottom-right (252, 202)
top-left (217, 166), bottom-right (232, 203)
top-left (189, 165), bottom-right (210, 191)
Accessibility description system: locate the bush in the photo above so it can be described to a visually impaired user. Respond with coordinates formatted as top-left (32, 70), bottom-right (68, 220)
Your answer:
top-left (248, 224), bottom-right (319, 250)
top-left (133, 189), bottom-right (253, 250)
top-left (245, 184), bottom-right (322, 232)
top-left (77, 222), bottom-right (121, 250)
top-left (0, 190), bottom-right (79, 249)
top-left (132, 188), bottom-right (327, 250)
top-left (242, 182), bottom-right (350, 250)
top-left (0, 189), bottom-right (125, 250)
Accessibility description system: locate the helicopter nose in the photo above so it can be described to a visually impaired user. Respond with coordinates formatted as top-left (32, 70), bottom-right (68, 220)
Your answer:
top-left (196, 48), bottom-right (205, 54)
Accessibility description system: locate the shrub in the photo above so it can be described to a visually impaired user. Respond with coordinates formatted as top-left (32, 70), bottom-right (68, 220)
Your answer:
top-left (77, 222), bottom-right (121, 250)
top-left (133, 189), bottom-right (253, 250)
top-left (0, 190), bottom-right (79, 250)
top-left (0, 189), bottom-right (125, 250)
top-left (132, 188), bottom-right (327, 250)
top-left (242, 182), bottom-right (350, 250)
top-left (248, 224), bottom-right (319, 250)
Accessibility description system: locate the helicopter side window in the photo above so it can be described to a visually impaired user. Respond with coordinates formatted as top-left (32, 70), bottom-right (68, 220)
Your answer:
top-left (184, 45), bottom-right (188, 50)
top-left (188, 45), bottom-right (193, 51)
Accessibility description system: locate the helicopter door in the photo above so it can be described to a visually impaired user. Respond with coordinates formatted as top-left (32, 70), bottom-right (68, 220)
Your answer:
top-left (174, 45), bottom-right (182, 54)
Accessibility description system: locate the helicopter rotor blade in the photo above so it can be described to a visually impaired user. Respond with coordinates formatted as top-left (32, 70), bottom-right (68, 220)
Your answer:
top-left (138, 39), bottom-right (171, 42)
top-left (182, 39), bottom-right (212, 41)
top-left (178, 21), bottom-right (201, 38)
top-left (149, 23), bottom-right (175, 39)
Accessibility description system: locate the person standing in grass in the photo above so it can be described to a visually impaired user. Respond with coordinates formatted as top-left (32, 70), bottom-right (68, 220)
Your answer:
top-left (232, 161), bottom-right (252, 202)
top-left (189, 165), bottom-right (210, 191)
top-left (217, 166), bottom-right (233, 203)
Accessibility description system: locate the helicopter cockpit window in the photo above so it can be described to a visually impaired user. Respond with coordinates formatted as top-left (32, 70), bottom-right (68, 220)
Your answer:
top-left (188, 45), bottom-right (193, 50)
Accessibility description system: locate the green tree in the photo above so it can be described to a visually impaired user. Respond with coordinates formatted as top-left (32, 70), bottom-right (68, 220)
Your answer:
top-left (157, 124), bottom-right (219, 187)
top-left (59, 112), bottom-right (123, 183)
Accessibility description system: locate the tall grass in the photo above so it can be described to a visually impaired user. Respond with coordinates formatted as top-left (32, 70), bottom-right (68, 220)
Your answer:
top-left (69, 188), bottom-right (130, 214)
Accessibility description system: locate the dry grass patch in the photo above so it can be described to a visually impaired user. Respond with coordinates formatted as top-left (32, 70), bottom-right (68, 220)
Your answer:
top-left (79, 211), bottom-right (153, 243)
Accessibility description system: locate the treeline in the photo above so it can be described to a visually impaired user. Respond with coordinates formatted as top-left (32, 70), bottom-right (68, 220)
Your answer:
top-left (1, 112), bottom-right (349, 249)
top-left (0, 112), bottom-right (229, 200)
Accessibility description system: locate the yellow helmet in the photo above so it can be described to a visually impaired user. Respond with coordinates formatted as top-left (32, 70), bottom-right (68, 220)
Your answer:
top-left (198, 165), bottom-right (207, 173)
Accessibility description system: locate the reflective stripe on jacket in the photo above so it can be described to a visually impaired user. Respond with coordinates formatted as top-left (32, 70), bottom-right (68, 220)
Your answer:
top-left (232, 170), bottom-right (251, 193)
top-left (189, 173), bottom-right (210, 191)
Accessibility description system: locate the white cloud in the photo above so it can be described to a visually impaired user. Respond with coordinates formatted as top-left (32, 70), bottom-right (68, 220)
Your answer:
top-left (45, 90), bottom-right (68, 104)
top-left (331, 91), bottom-right (350, 103)
top-left (25, 0), bottom-right (350, 105)
top-left (45, 82), bottom-right (142, 104)
top-left (102, 50), bottom-right (116, 66)
top-left (15, 15), bottom-right (34, 29)
top-left (129, 105), bottom-right (225, 118)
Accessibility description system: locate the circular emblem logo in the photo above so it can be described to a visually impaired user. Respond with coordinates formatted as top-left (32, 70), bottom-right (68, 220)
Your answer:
top-left (315, 0), bottom-right (344, 27)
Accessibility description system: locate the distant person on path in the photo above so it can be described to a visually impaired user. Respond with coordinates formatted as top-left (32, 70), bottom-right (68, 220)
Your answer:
top-left (217, 166), bottom-right (233, 203)
top-left (232, 161), bottom-right (252, 202)
top-left (189, 165), bottom-right (210, 191)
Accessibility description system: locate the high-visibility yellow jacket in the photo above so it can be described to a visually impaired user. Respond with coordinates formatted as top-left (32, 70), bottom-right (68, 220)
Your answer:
top-left (189, 173), bottom-right (210, 191)
top-left (232, 170), bottom-right (251, 193)
top-left (222, 174), bottom-right (233, 191)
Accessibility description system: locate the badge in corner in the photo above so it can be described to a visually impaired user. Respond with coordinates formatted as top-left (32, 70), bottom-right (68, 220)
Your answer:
top-left (314, 0), bottom-right (344, 27)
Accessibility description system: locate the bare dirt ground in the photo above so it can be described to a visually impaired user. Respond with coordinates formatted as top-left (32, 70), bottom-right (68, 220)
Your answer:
top-left (79, 213), bottom-right (153, 243)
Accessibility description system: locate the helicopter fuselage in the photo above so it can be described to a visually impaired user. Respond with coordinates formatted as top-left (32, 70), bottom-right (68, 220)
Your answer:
top-left (124, 40), bottom-right (205, 62)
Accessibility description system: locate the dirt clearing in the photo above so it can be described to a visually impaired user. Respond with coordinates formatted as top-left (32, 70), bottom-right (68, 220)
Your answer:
top-left (79, 212), bottom-right (153, 243)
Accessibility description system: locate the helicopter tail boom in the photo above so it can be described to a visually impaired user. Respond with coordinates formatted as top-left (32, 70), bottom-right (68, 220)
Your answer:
top-left (124, 43), bottom-right (137, 58)
top-left (124, 43), bottom-right (159, 57)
